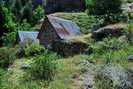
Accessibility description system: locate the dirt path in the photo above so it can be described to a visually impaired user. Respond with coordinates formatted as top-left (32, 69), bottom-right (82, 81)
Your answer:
top-left (71, 60), bottom-right (96, 89)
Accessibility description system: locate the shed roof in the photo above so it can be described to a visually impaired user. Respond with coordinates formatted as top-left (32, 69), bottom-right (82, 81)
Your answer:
top-left (17, 31), bottom-right (39, 43)
top-left (47, 16), bottom-right (81, 39)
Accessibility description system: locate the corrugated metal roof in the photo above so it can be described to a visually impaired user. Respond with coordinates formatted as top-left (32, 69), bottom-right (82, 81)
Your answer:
top-left (18, 31), bottom-right (39, 43)
top-left (47, 16), bottom-right (81, 39)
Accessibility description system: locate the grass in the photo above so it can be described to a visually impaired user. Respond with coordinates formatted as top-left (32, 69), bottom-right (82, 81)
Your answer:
top-left (47, 55), bottom-right (89, 89)
top-left (66, 33), bottom-right (92, 44)
top-left (0, 12), bottom-right (133, 89)
top-left (0, 55), bottom-right (89, 89)
top-left (1, 39), bottom-right (133, 89)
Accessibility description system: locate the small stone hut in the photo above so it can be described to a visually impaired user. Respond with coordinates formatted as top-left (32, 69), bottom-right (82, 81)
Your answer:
top-left (37, 16), bottom-right (81, 46)
top-left (17, 31), bottom-right (39, 43)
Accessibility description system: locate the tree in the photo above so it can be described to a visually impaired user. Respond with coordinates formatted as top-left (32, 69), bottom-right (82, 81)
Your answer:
top-left (86, 0), bottom-right (122, 15)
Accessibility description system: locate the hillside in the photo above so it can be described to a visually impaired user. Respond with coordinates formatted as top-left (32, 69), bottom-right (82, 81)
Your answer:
top-left (0, 0), bottom-right (133, 89)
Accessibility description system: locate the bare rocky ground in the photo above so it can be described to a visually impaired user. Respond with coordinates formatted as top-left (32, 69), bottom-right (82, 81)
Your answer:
top-left (71, 72), bottom-right (95, 89)
top-left (71, 60), bottom-right (96, 89)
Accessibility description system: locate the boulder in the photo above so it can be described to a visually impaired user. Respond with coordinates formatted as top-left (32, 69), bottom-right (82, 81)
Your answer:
top-left (91, 24), bottom-right (127, 40)
top-left (119, 35), bottom-right (128, 41)
top-left (96, 65), bottom-right (133, 89)
top-left (128, 55), bottom-right (133, 61)
top-left (20, 64), bottom-right (31, 70)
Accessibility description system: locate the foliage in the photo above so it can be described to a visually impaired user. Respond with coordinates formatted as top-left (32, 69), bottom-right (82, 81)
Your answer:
top-left (0, 47), bottom-right (17, 68)
top-left (32, 6), bottom-right (45, 24)
top-left (89, 37), bottom-right (133, 64)
top-left (0, 0), bottom-right (44, 46)
top-left (0, 69), bottom-right (7, 87)
top-left (99, 13), bottom-right (132, 25)
top-left (85, 0), bottom-right (131, 25)
top-left (125, 23), bottom-right (133, 43)
top-left (24, 43), bottom-right (47, 57)
top-left (1, 32), bottom-right (16, 46)
top-left (85, 0), bottom-right (122, 15)
top-left (93, 38), bottom-right (129, 54)
top-left (95, 65), bottom-right (133, 89)
top-left (30, 53), bottom-right (57, 80)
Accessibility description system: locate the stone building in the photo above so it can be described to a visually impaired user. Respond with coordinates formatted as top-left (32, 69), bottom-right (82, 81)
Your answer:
top-left (17, 31), bottom-right (39, 43)
top-left (37, 15), bottom-right (81, 46)
top-left (37, 16), bottom-right (91, 56)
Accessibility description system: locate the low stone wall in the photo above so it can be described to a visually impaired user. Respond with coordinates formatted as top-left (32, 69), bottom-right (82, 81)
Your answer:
top-left (51, 40), bottom-right (91, 57)
top-left (91, 24), bottom-right (127, 40)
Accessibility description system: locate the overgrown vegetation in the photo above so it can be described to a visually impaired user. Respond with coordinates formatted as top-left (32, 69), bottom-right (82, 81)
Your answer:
top-left (85, 0), bottom-right (122, 15)
top-left (0, 0), bottom-right (44, 46)
top-left (0, 47), bottom-right (18, 68)
top-left (30, 53), bottom-right (57, 80)
top-left (24, 43), bottom-right (47, 57)
top-left (85, 0), bottom-right (133, 25)
top-left (0, 0), bottom-right (133, 89)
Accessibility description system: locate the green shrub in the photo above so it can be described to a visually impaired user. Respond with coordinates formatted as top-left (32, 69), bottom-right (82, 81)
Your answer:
top-left (0, 69), bottom-right (7, 87)
top-left (24, 43), bottom-right (46, 57)
top-left (30, 53), bottom-right (57, 80)
top-left (0, 47), bottom-right (17, 68)
top-left (125, 24), bottom-right (133, 43)
top-left (103, 47), bottom-right (133, 64)
top-left (1, 32), bottom-right (16, 46)
top-left (32, 6), bottom-right (45, 24)
top-left (93, 38), bottom-right (129, 54)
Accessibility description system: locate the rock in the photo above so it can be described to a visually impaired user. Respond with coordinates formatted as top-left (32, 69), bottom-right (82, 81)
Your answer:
top-left (20, 64), bottom-right (31, 70)
top-left (128, 55), bottom-right (133, 61)
top-left (129, 3), bottom-right (133, 9)
top-left (119, 35), bottom-right (128, 41)
top-left (96, 65), bottom-right (132, 89)
top-left (91, 24), bottom-right (127, 40)
top-left (128, 67), bottom-right (133, 72)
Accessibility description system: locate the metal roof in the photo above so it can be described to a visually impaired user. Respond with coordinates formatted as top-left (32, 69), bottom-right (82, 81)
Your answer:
top-left (17, 31), bottom-right (39, 43)
top-left (47, 16), bottom-right (81, 39)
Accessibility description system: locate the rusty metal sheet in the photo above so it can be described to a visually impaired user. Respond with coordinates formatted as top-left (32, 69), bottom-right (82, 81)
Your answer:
top-left (18, 31), bottom-right (39, 43)
top-left (47, 16), bottom-right (81, 39)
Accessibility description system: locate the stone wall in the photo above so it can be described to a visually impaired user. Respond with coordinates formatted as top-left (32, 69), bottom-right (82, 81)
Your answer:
top-left (51, 40), bottom-right (91, 57)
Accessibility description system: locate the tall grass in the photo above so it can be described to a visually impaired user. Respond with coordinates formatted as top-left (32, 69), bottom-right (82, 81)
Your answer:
top-left (30, 53), bottom-right (58, 80)
top-left (0, 47), bottom-right (17, 68)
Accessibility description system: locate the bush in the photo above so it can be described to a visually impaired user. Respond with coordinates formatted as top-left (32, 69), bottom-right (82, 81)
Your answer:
top-left (95, 65), bottom-right (132, 89)
top-left (101, 12), bottom-right (133, 25)
top-left (30, 53), bottom-right (57, 80)
top-left (24, 43), bottom-right (46, 57)
top-left (1, 32), bottom-right (16, 46)
top-left (0, 47), bottom-right (17, 68)
top-left (32, 6), bottom-right (44, 24)
top-left (0, 69), bottom-right (7, 87)
top-left (125, 24), bottom-right (133, 43)
top-left (93, 38), bottom-right (129, 54)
